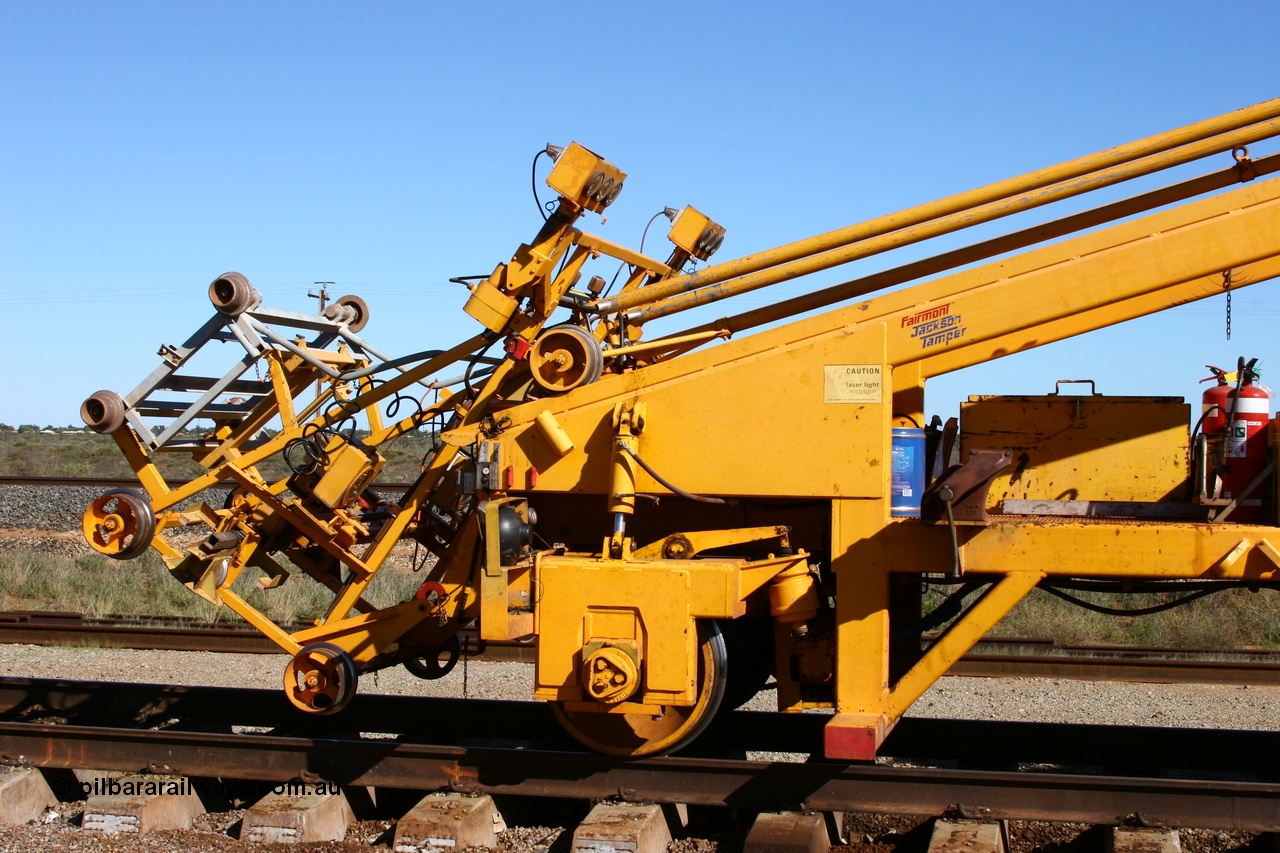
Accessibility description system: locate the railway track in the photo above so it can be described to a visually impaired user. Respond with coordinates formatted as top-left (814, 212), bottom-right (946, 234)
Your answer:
top-left (2, 676), bottom-right (1277, 831)
top-left (3, 609), bottom-right (1277, 686)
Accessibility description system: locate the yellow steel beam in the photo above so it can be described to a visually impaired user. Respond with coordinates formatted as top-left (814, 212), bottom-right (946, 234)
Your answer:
top-left (592, 99), bottom-right (1280, 317)
top-left (627, 124), bottom-right (1280, 324)
top-left (292, 600), bottom-right (432, 666)
top-left (962, 523), bottom-right (1280, 581)
top-left (322, 332), bottom-right (488, 418)
top-left (358, 356), bottom-right (524, 575)
top-left (826, 498), bottom-right (893, 756)
top-left (216, 586), bottom-right (303, 655)
top-left (918, 254), bottom-right (1280, 377)
top-left (887, 571), bottom-right (1042, 718)
top-left (110, 426), bottom-right (169, 499)
top-left (879, 178), bottom-right (1280, 370)
top-left (196, 351), bottom-right (314, 471)
top-left (663, 152), bottom-right (1280, 344)
top-left (573, 231), bottom-right (673, 277)
top-left (470, 177), bottom-right (1280, 505)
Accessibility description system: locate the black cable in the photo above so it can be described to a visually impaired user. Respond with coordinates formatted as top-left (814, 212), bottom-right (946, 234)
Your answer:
top-left (463, 338), bottom-right (500, 399)
top-left (618, 444), bottom-right (726, 504)
top-left (338, 349), bottom-right (446, 382)
top-left (380, 392), bottom-right (429, 455)
top-left (891, 581), bottom-right (987, 640)
top-left (601, 209), bottom-right (672, 300)
top-left (603, 260), bottom-right (631, 299)
top-left (285, 421), bottom-right (341, 475)
top-left (638, 209), bottom-right (667, 256)
top-left (282, 385), bottom-right (376, 476)
top-left (384, 393), bottom-right (422, 421)
top-left (1039, 584), bottom-right (1219, 616)
top-left (283, 434), bottom-right (325, 475)
top-left (328, 398), bottom-right (362, 442)
top-left (532, 149), bottom-right (549, 221)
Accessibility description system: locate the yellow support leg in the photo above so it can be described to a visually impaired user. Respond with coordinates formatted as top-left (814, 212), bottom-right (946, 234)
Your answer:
top-left (822, 502), bottom-right (1044, 759)
top-left (825, 498), bottom-right (893, 760)
top-left (887, 571), bottom-right (1042, 719)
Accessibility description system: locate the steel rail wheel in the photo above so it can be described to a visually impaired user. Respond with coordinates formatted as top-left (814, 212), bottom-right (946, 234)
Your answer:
top-left (81, 488), bottom-right (156, 560)
top-left (529, 324), bottom-right (603, 393)
top-left (552, 620), bottom-right (727, 757)
top-left (80, 390), bottom-right (126, 434)
top-left (283, 642), bottom-right (358, 715)
top-left (208, 271), bottom-right (258, 316)
top-left (404, 634), bottom-right (462, 680)
top-left (332, 294), bottom-right (370, 331)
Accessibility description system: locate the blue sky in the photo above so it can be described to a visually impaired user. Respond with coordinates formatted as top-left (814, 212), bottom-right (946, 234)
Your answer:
top-left (2, 2), bottom-right (1279, 428)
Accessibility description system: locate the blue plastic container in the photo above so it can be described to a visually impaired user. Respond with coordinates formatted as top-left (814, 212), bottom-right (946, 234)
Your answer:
top-left (890, 427), bottom-right (926, 517)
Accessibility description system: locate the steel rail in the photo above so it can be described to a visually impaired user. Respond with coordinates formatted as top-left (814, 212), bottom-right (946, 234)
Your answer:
top-left (947, 653), bottom-right (1280, 685)
top-left (4, 677), bottom-right (1276, 774)
top-left (0, 611), bottom-right (534, 662)
top-left (1, 714), bottom-right (1276, 830)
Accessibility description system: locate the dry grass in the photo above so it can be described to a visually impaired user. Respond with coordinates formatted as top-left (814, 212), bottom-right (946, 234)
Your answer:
top-left (0, 549), bottom-right (424, 625)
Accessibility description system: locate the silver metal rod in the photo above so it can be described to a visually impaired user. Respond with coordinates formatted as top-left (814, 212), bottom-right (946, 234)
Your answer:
top-left (246, 317), bottom-right (341, 379)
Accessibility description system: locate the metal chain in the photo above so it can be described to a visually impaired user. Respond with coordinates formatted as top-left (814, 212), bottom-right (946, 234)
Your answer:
top-left (1223, 269), bottom-right (1232, 340)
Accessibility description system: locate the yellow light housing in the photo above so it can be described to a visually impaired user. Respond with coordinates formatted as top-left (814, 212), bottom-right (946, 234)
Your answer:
top-left (667, 206), bottom-right (725, 261)
top-left (545, 142), bottom-right (626, 214)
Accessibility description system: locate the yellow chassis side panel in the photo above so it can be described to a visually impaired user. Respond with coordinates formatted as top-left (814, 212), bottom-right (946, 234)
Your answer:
top-left (533, 552), bottom-right (806, 705)
top-left (479, 326), bottom-right (889, 499)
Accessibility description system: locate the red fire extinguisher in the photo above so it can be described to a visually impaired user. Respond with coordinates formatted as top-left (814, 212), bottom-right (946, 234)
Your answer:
top-left (1202, 359), bottom-right (1273, 522)
top-left (1200, 365), bottom-right (1232, 436)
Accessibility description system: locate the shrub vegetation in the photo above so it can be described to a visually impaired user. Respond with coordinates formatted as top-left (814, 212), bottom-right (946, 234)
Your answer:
top-left (0, 426), bottom-right (438, 482)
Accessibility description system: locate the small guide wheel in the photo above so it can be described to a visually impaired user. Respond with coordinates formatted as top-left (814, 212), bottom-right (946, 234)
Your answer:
top-left (82, 488), bottom-right (156, 560)
top-left (80, 390), bottom-right (126, 434)
top-left (404, 634), bottom-right (462, 680)
top-left (332, 294), bottom-right (370, 332)
top-left (283, 642), bottom-right (358, 715)
top-left (529, 324), bottom-right (604, 393)
top-left (208, 271), bottom-right (259, 316)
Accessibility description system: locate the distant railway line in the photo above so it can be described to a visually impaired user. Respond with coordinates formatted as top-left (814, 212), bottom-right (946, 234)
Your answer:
top-left (2, 609), bottom-right (1277, 686)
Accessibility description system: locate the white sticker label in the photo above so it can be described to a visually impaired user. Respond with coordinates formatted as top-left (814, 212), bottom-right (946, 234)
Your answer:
top-left (824, 364), bottom-right (883, 403)
top-left (1226, 423), bottom-right (1249, 458)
